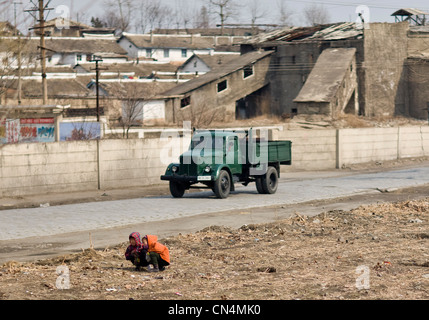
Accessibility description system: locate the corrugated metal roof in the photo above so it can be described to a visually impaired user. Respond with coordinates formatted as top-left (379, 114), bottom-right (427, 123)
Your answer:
top-left (303, 22), bottom-right (363, 41)
top-left (392, 8), bottom-right (429, 16)
top-left (240, 23), bottom-right (363, 45)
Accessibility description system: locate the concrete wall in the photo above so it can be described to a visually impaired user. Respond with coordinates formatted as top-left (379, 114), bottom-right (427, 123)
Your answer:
top-left (277, 129), bottom-right (337, 171)
top-left (363, 22), bottom-right (410, 117)
top-left (279, 126), bottom-right (429, 170)
top-left (407, 30), bottom-right (429, 56)
top-left (0, 135), bottom-right (190, 197)
top-left (99, 136), bottom-right (188, 189)
top-left (0, 140), bottom-right (98, 197)
top-left (407, 57), bottom-right (429, 120)
top-left (398, 126), bottom-right (429, 158)
top-left (1, 126), bottom-right (428, 197)
top-left (337, 127), bottom-right (399, 167)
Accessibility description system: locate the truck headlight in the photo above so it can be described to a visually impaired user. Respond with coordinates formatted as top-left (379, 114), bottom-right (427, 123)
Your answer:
top-left (172, 165), bottom-right (179, 173)
top-left (204, 166), bottom-right (211, 173)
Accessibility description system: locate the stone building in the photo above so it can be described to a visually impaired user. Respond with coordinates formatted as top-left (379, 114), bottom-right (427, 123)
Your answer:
top-left (294, 48), bottom-right (358, 118)
top-left (158, 50), bottom-right (273, 124)
top-left (240, 20), bottom-right (429, 120)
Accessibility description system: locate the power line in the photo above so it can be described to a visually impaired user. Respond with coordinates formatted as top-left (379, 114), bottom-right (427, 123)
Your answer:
top-left (284, 0), bottom-right (426, 10)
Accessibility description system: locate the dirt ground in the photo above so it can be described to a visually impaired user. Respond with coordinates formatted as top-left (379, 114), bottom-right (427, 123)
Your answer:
top-left (0, 194), bottom-right (428, 300)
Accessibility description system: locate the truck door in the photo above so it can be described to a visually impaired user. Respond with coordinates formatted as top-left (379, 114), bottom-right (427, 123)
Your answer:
top-left (225, 136), bottom-right (242, 175)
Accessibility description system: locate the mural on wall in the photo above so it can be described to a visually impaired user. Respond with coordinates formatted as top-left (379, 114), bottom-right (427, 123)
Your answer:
top-left (60, 122), bottom-right (101, 141)
top-left (0, 118), bottom-right (55, 144)
top-left (20, 118), bottom-right (55, 143)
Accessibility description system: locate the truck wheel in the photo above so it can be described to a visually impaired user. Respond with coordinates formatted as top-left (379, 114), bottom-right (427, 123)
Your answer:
top-left (261, 166), bottom-right (278, 194)
top-left (255, 177), bottom-right (265, 194)
top-left (169, 181), bottom-right (185, 198)
top-left (214, 170), bottom-right (231, 199)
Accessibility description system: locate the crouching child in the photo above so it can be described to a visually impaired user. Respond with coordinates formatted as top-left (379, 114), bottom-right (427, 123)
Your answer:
top-left (142, 235), bottom-right (170, 272)
top-left (125, 232), bottom-right (149, 271)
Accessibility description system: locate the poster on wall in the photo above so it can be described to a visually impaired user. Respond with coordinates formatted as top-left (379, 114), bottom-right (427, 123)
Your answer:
top-left (60, 122), bottom-right (101, 141)
top-left (0, 119), bottom-right (21, 144)
top-left (0, 118), bottom-right (55, 144)
top-left (20, 118), bottom-right (55, 143)
top-left (0, 120), bottom-right (8, 144)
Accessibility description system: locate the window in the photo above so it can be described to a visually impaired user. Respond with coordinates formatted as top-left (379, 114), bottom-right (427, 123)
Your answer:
top-left (217, 80), bottom-right (227, 93)
top-left (77, 54), bottom-right (82, 61)
top-left (146, 49), bottom-right (152, 58)
top-left (182, 49), bottom-right (187, 58)
top-left (86, 54), bottom-right (92, 62)
top-left (181, 96), bottom-right (191, 108)
top-left (164, 49), bottom-right (170, 58)
top-left (243, 65), bottom-right (254, 79)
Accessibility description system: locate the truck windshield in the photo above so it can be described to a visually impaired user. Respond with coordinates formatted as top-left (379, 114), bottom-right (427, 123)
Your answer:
top-left (190, 135), bottom-right (225, 151)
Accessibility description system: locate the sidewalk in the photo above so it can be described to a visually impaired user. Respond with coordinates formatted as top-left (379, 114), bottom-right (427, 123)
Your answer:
top-left (0, 184), bottom-right (171, 211)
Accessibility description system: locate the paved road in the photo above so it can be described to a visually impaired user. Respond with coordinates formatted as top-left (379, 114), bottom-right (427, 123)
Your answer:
top-left (1, 167), bottom-right (428, 241)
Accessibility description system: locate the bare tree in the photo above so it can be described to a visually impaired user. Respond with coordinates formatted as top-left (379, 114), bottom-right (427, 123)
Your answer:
top-left (102, 10), bottom-right (122, 29)
top-left (105, 82), bottom-right (161, 138)
top-left (136, 0), bottom-right (169, 33)
top-left (104, 0), bottom-right (135, 32)
top-left (0, 38), bottom-right (25, 104)
top-left (176, 0), bottom-right (195, 31)
top-left (176, 96), bottom-right (225, 128)
top-left (303, 3), bottom-right (330, 26)
top-left (248, 0), bottom-right (268, 34)
top-left (207, 0), bottom-right (237, 35)
top-left (277, 0), bottom-right (293, 26)
top-left (195, 5), bottom-right (211, 29)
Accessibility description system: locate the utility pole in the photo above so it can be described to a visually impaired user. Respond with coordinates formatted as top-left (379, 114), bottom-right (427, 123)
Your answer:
top-left (90, 56), bottom-right (107, 122)
top-left (14, 2), bottom-right (23, 105)
top-left (39, 0), bottom-right (48, 104)
top-left (25, 0), bottom-right (53, 105)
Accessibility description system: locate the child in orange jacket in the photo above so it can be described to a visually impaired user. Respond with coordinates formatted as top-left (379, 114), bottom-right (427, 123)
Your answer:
top-left (142, 235), bottom-right (170, 272)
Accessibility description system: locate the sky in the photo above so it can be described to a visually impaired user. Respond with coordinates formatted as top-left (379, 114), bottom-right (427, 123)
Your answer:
top-left (5, 0), bottom-right (429, 33)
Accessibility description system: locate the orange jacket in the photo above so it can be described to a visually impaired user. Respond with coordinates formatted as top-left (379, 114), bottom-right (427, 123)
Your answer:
top-left (146, 235), bottom-right (170, 264)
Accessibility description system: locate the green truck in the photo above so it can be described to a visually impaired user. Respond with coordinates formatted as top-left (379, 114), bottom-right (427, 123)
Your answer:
top-left (161, 129), bottom-right (292, 199)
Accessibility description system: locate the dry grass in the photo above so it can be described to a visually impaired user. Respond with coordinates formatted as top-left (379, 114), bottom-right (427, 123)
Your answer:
top-left (0, 198), bottom-right (428, 300)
